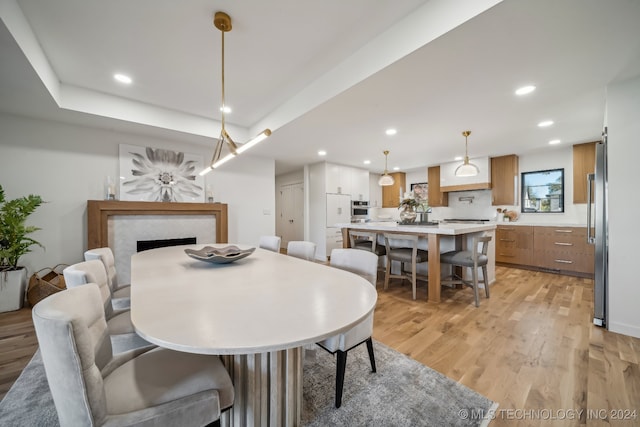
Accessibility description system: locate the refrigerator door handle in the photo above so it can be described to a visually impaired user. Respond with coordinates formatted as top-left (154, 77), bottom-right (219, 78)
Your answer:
top-left (587, 173), bottom-right (595, 244)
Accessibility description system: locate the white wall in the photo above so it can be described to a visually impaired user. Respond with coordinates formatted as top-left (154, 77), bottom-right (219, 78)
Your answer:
top-left (606, 74), bottom-right (640, 338)
top-left (0, 113), bottom-right (275, 274)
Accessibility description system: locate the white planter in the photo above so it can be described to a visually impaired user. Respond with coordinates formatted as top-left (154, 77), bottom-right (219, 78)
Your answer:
top-left (0, 268), bottom-right (27, 313)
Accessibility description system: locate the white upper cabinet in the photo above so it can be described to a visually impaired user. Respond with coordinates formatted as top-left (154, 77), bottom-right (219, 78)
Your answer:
top-left (351, 169), bottom-right (370, 201)
top-left (439, 156), bottom-right (491, 192)
top-left (326, 163), bottom-right (352, 195)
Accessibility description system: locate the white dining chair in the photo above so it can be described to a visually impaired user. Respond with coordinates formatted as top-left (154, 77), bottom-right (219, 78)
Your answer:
top-left (32, 283), bottom-right (234, 427)
top-left (63, 260), bottom-right (152, 353)
top-left (84, 247), bottom-right (131, 309)
top-left (286, 241), bottom-right (317, 261)
top-left (259, 235), bottom-right (281, 253)
top-left (316, 248), bottom-right (378, 408)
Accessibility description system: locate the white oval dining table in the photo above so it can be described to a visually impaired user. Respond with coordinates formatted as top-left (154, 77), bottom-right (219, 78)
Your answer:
top-left (130, 244), bottom-right (378, 427)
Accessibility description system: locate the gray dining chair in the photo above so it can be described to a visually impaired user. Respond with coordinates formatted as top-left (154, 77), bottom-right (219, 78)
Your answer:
top-left (32, 283), bottom-right (234, 426)
top-left (259, 235), bottom-right (281, 253)
top-left (287, 240), bottom-right (317, 261)
top-left (383, 233), bottom-right (428, 300)
top-left (316, 248), bottom-right (378, 408)
top-left (63, 260), bottom-right (151, 353)
top-left (84, 247), bottom-right (131, 309)
top-left (440, 235), bottom-right (492, 306)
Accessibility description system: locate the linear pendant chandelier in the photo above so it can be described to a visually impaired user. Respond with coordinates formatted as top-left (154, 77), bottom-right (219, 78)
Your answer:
top-left (200, 12), bottom-right (271, 176)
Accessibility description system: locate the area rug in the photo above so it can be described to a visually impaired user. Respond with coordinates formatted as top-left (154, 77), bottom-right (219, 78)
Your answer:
top-left (0, 341), bottom-right (497, 426)
top-left (303, 340), bottom-right (497, 426)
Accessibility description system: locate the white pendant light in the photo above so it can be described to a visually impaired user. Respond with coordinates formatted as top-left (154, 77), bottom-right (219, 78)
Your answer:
top-left (200, 11), bottom-right (271, 176)
top-left (378, 150), bottom-right (395, 186)
top-left (455, 131), bottom-right (479, 177)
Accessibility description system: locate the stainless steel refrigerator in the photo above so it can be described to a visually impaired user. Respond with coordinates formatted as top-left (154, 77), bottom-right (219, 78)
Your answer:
top-left (587, 127), bottom-right (608, 327)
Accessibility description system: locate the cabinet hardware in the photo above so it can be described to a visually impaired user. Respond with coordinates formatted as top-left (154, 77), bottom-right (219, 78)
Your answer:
top-left (499, 239), bottom-right (515, 242)
top-left (554, 230), bottom-right (572, 233)
top-left (500, 227), bottom-right (515, 230)
top-left (499, 253), bottom-right (514, 257)
top-left (554, 259), bottom-right (573, 264)
top-left (554, 242), bottom-right (573, 246)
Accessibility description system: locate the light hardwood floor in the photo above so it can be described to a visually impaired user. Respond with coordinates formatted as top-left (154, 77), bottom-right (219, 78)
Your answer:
top-left (1, 266), bottom-right (639, 426)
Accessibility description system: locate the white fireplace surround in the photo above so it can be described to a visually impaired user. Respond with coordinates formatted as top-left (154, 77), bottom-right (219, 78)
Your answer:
top-left (109, 215), bottom-right (216, 284)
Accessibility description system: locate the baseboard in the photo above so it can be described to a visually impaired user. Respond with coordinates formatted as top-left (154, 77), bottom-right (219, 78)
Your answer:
top-left (607, 321), bottom-right (640, 339)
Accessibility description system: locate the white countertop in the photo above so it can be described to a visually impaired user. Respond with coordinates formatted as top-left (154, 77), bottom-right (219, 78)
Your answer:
top-left (336, 222), bottom-right (496, 235)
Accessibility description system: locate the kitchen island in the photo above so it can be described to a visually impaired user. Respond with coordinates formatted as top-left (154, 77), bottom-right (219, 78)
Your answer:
top-left (339, 222), bottom-right (497, 303)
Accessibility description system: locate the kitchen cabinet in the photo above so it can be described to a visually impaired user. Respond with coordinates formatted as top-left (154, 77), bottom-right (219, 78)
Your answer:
top-left (427, 166), bottom-right (448, 207)
top-left (326, 194), bottom-right (350, 227)
top-left (491, 154), bottom-right (519, 205)
top-left (326, 163), bottom-right (352, 195)
top-left (351, 169), bottom-right (370, 201)
top-left (382, 172), bottom-right (406, 208)
top-left (572, 142), bottom-right (596, 204)
top-left (533, 226), bottom-right (594, 275)
top-left (325, 228), bottom-right (344, 257)
top-left (495, 225), bottom-right (533, 265)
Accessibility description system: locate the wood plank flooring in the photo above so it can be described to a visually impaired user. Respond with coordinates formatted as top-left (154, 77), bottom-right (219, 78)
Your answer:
top-left (1, 266), bottom-right (639, 426)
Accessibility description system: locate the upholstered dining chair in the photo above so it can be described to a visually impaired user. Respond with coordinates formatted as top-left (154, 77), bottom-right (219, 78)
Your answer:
top-left (32, 284), bottom-right (234, 427)
top-left (316, 248), bottom-right (378, 408)
top-left (259, 235), bottom-right (281, 253)
top-left (440, 235), bottom-right (492, 307)
top-left (383, 233), bottom-right (428, 300)
top-left (63, 260), bottom-right (151, 353)
top-left (84, 247), bottom-right (130, 309)
top-left (287, 240), bottom-right (317, 261)
top-left (348, 230), bottom-right (386, 257)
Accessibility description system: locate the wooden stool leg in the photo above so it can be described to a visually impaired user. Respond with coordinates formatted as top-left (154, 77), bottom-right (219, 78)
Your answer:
top-left (482, 266), bottom-right (490, 298)
top-left (472, 267), bottom-right (480, 307)
top-left (384, 258), bottom-right (391, 290)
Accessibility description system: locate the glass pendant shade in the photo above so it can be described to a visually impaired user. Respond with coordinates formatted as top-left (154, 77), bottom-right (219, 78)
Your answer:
top-left (378, 150), bottom-right (395, 186)
top-left (378, 174), bottom-right (395, 186)
top-left (454, 131), bottom-right (479, 177)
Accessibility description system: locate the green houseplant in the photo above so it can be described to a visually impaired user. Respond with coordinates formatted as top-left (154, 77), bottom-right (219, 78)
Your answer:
top-left (0, 185), bottom-right (44, 312)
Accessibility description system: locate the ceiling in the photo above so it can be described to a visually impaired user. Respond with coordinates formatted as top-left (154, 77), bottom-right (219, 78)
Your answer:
top-left (1, 0), bottom-right (640, 176)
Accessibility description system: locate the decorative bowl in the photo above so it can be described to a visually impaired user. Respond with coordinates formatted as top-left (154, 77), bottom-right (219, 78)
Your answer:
top-left (184, 245), bottom-right (255, 264)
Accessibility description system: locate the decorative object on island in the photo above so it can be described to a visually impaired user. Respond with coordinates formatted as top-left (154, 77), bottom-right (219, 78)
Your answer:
top-left (378, 150), bottom-right (395, 186)
top-left (455, 130), bottom-right (480, 177)
top-left (119, 144), bottom-right (204, 202)
top-left (398, 194), bottom-right (419, 223)
top-left (200, 11), bottom-right (271, 176)
top-left (0, 185), bottom-right (44, 312)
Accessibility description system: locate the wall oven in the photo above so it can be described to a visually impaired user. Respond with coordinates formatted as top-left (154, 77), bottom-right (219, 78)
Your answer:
top-left (351, 200), bottom-right (370, 222)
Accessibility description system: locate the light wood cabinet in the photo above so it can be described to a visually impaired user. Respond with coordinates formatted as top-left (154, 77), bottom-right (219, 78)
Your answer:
top-left (427, 166), bottom-right (448, 207)
top-left (573, 142), bottom-right (596, 203)
top-left (533, 226), bottom-right (594, 275)
top-left (491, 154), bottom-right (519, 205)
top-left (495, 225), bottom-right (533, 265)
top-left (382, 172), bottom-right (405, 207)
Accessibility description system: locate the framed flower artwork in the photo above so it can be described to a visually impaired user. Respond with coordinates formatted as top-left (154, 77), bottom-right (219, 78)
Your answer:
top-left (410, 182), bottom-right (428, 203)
top-left (119, 144), bottom-right (205, 202)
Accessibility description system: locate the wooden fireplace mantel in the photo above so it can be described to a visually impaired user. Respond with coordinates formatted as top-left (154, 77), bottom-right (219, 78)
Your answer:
top-left (87, 200), bottom-right (228, 249)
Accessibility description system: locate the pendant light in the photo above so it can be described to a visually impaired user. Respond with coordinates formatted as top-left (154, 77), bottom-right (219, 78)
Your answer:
top-left (378, 150), bottom-right (395, 186)
top-left (200, 12), bottom-right (271, 176)
top-left (454, 131), bottom-right (479, 177)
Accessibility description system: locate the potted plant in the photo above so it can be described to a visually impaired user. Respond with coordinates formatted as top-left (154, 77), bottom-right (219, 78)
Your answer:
top-left (0, 185), bottom-right (44, 312)
top-left (398, 194), bottom-right (420, 223)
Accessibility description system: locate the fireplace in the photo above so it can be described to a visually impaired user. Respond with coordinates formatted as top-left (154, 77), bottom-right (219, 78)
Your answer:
top-left (137, 237), bottom-right (197, 252)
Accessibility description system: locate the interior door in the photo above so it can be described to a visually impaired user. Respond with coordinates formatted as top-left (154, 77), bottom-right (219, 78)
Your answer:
top-left (278, 183), bottom-right (304, 247)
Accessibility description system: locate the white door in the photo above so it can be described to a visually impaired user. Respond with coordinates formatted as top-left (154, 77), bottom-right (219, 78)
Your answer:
top-left (278, 183), bottom-right (304, 247)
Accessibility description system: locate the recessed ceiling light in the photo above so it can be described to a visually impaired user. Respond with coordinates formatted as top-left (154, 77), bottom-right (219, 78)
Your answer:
top-left (220, 105), bottom-right (232, 113)
top-left (363, 160), bottom-right (371, 165)
top-left (113, 73), bottom-right (132, 84)
top-left (317, 150), bottom-right (327, 156)
top-left (538, 120), bottom-right (554, 127)
top-left (392, 166), bottom-right (400, 171)
top-left (548, 139), bottom-right (561, 145)
top-left (385, 128), bottom-right (397, 136)
top-left (454, 156), bottom-right (463, 161)
top-left (515, 85), bottom-right (536, 96)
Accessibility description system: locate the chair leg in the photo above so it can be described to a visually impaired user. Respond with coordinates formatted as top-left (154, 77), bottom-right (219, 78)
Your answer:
top-left (384, 258), bottom-right (391, 290)
top-left (366, 337), bottom-right (377, 373)
top-left (335, 350), bottom-right (347, 408)
top-left (411, 259), bottom-right (417, 300)
top-left (482, 266), bottom-right (490, 298)
top-left (472, 267), bottom-right (480, 307)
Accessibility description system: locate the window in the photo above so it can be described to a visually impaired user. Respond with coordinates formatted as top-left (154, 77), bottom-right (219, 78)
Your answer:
top-left (521, 168), bottom-right (564, 213)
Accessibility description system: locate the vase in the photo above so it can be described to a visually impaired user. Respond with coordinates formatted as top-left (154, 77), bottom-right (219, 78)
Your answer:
top-left (400, 206), bottom-right (417, 223)
top-left (0, 268), bottom-right (27, 313)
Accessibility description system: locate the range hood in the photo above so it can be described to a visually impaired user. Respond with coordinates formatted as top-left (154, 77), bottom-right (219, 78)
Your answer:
top-left (439, 156), bottom-right (491, 192)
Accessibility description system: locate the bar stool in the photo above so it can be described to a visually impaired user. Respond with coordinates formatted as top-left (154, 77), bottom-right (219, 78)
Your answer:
top-left (348, 230), bottom-right (386, 256)
top-left (383, 233), bottom-right (428, 300)
top-left (440, 235), bottom-right (492, 307)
